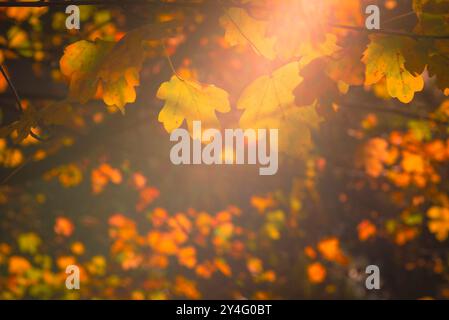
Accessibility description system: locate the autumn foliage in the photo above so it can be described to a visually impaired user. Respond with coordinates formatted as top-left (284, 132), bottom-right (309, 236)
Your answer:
top-left (1, 0), bottom-right (449, 300)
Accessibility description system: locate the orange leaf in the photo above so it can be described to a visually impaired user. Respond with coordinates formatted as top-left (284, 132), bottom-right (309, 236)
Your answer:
top-left (54, 217), bottom-right (74, 237)
top-left (317, 237), bottom-right (348, 265)
top-left (307, 262), bottom-right (326, 284)
top-left (178, 246), bottom-right (196, 269)
top-left (247, 257), bottom-right (263, 275)
top-left (136, 187), bottom-right (160, 212)
top-left (357, 220), bottom-right (377, 241)
top-left (8, 256), bottom-right (31, 274)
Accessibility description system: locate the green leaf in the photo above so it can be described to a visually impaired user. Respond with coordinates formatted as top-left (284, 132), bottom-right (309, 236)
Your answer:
top-left (18, 233), bottom-right (41, 255)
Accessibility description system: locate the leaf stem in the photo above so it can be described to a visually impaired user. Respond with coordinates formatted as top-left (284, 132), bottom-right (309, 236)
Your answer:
top-left (162, 41), bottom-right (183, 81)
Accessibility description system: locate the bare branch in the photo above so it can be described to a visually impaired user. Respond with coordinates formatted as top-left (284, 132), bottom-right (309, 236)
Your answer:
top-left (330, 23), bottom-right (449, 40)
top-left (0, 64), bottom-right (23, 113)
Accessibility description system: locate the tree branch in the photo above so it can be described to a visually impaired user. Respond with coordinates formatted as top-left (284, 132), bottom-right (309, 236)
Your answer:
top-left (330, 23), bottom-right (449, 40)
top-left (0, 64), bottom-right (22, 113)
top-left (340, 101), bottom-right (449, 126)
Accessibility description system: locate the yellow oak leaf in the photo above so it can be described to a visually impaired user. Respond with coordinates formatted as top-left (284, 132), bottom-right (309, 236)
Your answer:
top-left (363, 35), bottom-right (424, 103)
top-left (219, 6), bottom-right (276, 60)
top-left (60, 22), bottom-right (177, 112)
top-left (238, 61), bottom-right (303, 129)
top-left (156, 76), bottom-right (231, 133)
top-left (60, 39), bottom-right (114, 104)
top-left (237, 61), bottom-right (321, 157)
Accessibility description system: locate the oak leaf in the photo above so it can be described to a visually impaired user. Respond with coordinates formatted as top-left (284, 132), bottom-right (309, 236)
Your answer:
top-left (219, 6), bottom-right (276, 60)
top-left (60, 22), bottom-right (177, 112)
top-left (238, 61), bottom-right (321, 157)
top-left (363, 35), bottom-right (424, 103)
top-left (157, 76), bottom-right (231, 134)
top-left (402, 39), bottom-right (449, 93)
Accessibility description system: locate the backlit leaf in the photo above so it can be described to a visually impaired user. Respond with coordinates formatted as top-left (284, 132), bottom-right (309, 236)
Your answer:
top-left (60, 22), bottom-right (177, 112)
top-left (238, 61), bottom-right (321, 157)
top-left (363, 35), bottom-right (424, 103)
top-left (157, 76), bottom-right (230, 134)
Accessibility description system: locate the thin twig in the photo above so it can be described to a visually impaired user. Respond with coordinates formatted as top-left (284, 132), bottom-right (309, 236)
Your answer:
top-left (330, 23), bottom-right (449, 40)
top-left (162, 40), bottom-right (182, 80)
top-left (0, 64), bottom-right (45, 141)
top-left (219, 0), bottom-right (265, 57)
top-left (383, 11), bottom-right (416, 25)
top-left (340, 102), bottom-right (449, 126)
top-left (0, 159), bottom-right (29, 185)
top-left (0, 64), bottom-right (22, 112)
